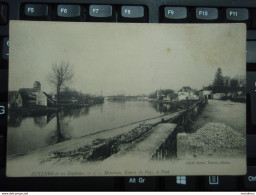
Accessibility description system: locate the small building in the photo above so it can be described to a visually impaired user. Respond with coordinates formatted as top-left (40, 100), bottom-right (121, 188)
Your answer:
top-left (199, 90), bottom-right (213, 100)
top-left (178, 91), bottom-right (197, 100)
top-left (203, 90), bottom-right (213, 99)
top-left (163, 94), bottom-right (171, 101)
top-left (9, 92), bottom-right (23, 108)
top-left (156, 90), bottom-right (178, 102)
top-left (213, 93), bottom-right (226, 100)
top-left (180, 86), bottom-right (192, 93)
top-left (178, 91), bottom-right (189, 100)
top-left (69, 97), bottom-right (78, 103)
top-left (43, 92), bottom-right (56, 107)
top-left (18, 81), bottom-right (48, 107)
top-left (19, 88), bottom-right (47, 107)
top-left (164, 93), bottom-right (178, 102)
top-left (178, 87), bottom-right (198, 101)
top-left (156, 90), bottom-right (165, 101)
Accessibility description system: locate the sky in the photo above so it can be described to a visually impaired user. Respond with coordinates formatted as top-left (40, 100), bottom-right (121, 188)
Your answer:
top-left (9, 21), bottom-right (246, 96)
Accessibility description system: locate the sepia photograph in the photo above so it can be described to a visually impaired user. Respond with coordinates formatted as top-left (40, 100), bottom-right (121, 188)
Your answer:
top-left (7, 21), bottom-right (246, 176)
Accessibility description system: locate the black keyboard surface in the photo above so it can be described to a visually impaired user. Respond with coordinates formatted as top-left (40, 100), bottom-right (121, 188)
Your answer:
top-left (0, 0), bottom-right (256, 191)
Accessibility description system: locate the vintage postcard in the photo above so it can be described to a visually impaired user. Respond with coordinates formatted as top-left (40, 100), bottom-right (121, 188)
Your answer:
top-left (7, 21), bottom-right (246, 176)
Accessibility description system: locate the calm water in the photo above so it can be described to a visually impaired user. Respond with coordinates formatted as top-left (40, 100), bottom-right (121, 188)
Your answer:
top-left (7, 101), bottom-right (173, 156)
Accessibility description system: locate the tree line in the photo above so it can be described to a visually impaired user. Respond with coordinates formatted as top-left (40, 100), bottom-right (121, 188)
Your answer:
top-left (59, 87), bottom-right (104, 104)
top-left (205, 68), bottom-right (246, 96)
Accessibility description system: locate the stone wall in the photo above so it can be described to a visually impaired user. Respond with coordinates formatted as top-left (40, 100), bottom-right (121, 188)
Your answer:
top-left (152, 100), bottom-right (207, 160)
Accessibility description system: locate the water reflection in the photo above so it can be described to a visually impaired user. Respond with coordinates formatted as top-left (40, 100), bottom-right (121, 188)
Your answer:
top-left (8, 101), bottom-right (170, 156)
top-left (34, 114), bottom-right (55, 128)
top-left (47, 112), bottom-right (71, 145)
top-left (61, 106), bottom-right (90, 118)
top-left (149, 102), bottom-right (178, 114)
top-left (8, 114), bottom-right (22, 127)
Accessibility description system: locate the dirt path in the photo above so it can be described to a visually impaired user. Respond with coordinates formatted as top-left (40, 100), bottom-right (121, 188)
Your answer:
top-left (191, 100), bottom-right (246, 134)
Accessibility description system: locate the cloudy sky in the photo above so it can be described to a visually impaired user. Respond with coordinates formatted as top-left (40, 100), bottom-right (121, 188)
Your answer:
top-left (9, 21), bottom-right (246, 96)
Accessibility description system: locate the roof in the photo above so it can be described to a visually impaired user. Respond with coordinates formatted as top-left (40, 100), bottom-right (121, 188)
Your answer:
top-left (8, 91), bottom-right (19, 100)
top-left (169, 93), bottom-right (178, 98)
top-left (180, 86), bottom-right (192, 92)
top-left (18, 88), bottom-right (38, 100)
top-left (43, 92), bottom-right (55, 104)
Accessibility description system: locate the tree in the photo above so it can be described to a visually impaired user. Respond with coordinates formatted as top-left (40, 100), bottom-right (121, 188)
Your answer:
top-left (230, 78), bottom-right (239, 96)
top-left (161, 89), bottom-right (175, 97)
top-left (148, 91), bottom-right (157, 99)
top-left (223, 76), bottom-right (231, 93)
top-left (212, 68), bottom-right (224, 93)
top-left (48, 62), bottom-right (73, 106)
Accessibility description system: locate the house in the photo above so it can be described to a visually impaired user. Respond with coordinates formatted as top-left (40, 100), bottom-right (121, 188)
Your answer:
top-left (43, 92), bottom-right (56, 106)
top-left (9, 81), bottom-right (57, 108)
top-left (178, 87), bottom-right (198, 100)
top-left (18, 81), bottom-right (48, 107)
top-left (156, 90), bottom-right (165, 101)
top-left (213, 93), bottom-right (226, 100)
top-left (180, 86), bottom-right (192, 92)
top-left (163, 94), bottom-right (171, 101)
top-left (69, 97), bottom-right (78, 103)
top-left (199, 90), bottom-right (213, 100)
top-left (163, 93), bottom-right (178, 102)
top-left (203, 90), bottom-right (213, 99)
top-left (156, 90), bottom-right (178, 102)
top-left (178, 91), bottom-right (190, 100)
top-left (9, 92), bottom-right (22, 108)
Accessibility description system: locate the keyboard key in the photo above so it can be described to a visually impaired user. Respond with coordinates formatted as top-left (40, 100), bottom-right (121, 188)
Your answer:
top-left (121, 6), bottom-right (144, 18)
top-left (0, 102), bottom-right (7, 135)
top-left (0, 3), bottom-right (8, 25)
top-left (247, 31), bottom-right (256, 40)
top-left (226, 8), bottom-right (249, 21)
top-left (124, 177), bottom-right (158, 191)
top-left (251, 9), bottom-right (256, 29)
top-left (0, 103), bottom-right (6, 116)
top-left (164, 176), bottom-right (197, 190)
top-left (0, 69), bottom-right (8, 96)
top-left (0, 136), bottom-right (4, 167)
top-left (24, 4), bottom-right (48, 17)
top-left (2, 37), bottom-right (9, 60)
top-left (196, 7), bottom-right (218, 20)
top-left (204, 176), bottom-right (239, 190)
top-left (244, 166), bottom-right (256, 190)
top-left (57, 5), bottom-right (81, 18)
top-left (247, 42), bottom-right (256, 63)
top-left (246, 72), bottom-right (256, 125)
top-left (247, 135), bottom-right (256, 158)
top-left (164, 7), bottom-right (187, 20)
top-left (89, 5), bottom-right (112, 18)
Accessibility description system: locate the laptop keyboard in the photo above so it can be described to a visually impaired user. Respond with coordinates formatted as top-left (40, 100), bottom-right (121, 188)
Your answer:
top-left (0, 0), bottom-right (256, 191)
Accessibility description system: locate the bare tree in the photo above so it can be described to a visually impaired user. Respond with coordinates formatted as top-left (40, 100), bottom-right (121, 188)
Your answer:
top-left (48, 62), bottom-right (73, 106)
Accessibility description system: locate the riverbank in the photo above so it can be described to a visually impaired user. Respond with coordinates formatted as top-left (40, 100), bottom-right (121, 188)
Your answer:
top-left (8, 110), bottom-right (185, 163)
top-left (8, 106), bottom-right (60, 116)
top-left (8, 100), bottom-right (205, 163)
top-left (8, 103), bottom-right (99, 117)
top-left (6, 98), bottom-right (247, 177)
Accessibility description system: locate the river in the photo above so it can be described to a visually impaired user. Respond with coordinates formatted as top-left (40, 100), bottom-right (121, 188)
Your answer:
top-left (7, 101), bottom-right (174, 156)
